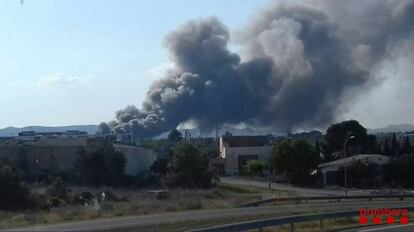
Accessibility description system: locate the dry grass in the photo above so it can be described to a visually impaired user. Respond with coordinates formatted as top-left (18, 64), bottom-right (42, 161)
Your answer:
top-left (0, 183), bottom-right (287, 230)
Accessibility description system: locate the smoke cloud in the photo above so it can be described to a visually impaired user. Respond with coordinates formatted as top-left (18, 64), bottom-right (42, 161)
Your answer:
top-left (110, 0), bottom-right (414, 138)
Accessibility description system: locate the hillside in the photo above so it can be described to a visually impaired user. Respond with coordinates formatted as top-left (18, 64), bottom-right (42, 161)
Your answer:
top-left (0, 125), bottom-right (98, 137)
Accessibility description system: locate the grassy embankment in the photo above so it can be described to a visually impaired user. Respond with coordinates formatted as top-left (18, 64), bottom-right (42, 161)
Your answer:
top-left (0, 183), bottom-right (294, 229)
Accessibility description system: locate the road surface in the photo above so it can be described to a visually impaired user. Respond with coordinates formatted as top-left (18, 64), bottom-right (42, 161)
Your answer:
top-left (340, 223), bottom-right (414, 232)
top-left (3, 201), bottom-right (414, 232)
top-left (221, 177), bottom-right (378, 196)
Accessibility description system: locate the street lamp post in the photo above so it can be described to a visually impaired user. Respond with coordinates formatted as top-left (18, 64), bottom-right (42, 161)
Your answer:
top-left (343, 136), bottom-right (355, 196)
top-left (268, 161), bottom-right (271, 190)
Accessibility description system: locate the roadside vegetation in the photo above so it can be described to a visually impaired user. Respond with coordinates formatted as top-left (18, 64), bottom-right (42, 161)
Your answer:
top-left (0, 129), bottom-right (224, 229)
top-left (0, 183), bottom-right (291, 229)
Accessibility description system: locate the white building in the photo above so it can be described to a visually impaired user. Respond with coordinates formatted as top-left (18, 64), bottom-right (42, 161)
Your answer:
top-left (318, 154), bottom-right (390, 186)
top-left (218, 135), bottom-right (272, 176)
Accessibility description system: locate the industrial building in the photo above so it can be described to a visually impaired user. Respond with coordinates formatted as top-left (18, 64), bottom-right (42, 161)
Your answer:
top-left (212, 135), bottom-right (273, 176)
top-left (0, 130), bottom-right (154, 177)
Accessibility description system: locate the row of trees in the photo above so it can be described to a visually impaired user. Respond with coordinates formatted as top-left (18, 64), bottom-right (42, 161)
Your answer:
top-left (382, 133), bottom-right (413, 157)
top-left (323, 120), bottom-right (414, 158)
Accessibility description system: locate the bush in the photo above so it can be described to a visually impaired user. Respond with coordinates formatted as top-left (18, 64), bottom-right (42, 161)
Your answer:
top-left (0, 160), bottom-right (33, 210)
top-left (47, 177), bottom-right (70, 206)
top-left (150, 157), bottom-right (169, 176)
top-left (244, 160), bottom-right (264, 176)
top-left (79, 143), bottom-right (126, 186)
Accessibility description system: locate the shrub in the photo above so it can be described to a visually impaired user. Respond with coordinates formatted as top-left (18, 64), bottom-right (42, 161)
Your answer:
top-left (0, 160), bottom-right (33, 210)
top-left (244, 160), bottom-right (264, 176)
top-left (47, 177), bottom-right (70, 206)
top-left (79, 143), bottom-right (126, 186)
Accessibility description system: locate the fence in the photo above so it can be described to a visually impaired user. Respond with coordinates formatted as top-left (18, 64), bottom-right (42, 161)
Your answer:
top-left (238, 194), bottom-right (414, 207)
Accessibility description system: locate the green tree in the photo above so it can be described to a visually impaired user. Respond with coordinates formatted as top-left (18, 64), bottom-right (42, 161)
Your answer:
top-left (385, 156), bottom-right (414, 187)
top-left (165, 142), bottom-right (217, 188)
top-left (0, 160), bottom-right (32, 210)
top-left (150, 157), bottom-right (169, 176)
top-left (325, 120), bottom-right (367, 159)
top-left (80, 143), bottom-right (126, 186)
top-left (270, 139), bottom-right (320, 185)
top-left (391, 133), bottom-right (400, 157)
top-left (382, 138), bottom-right (390, 156)
top-left (167, 129), bottom-right (182, 143)
top-left (364, 134), bottom-right (379, 153)
top-left (244, 160), bottom-right (264, 176)
top-left (402, 136), bottom-right (412, 155)
top-left (315, 140), bottom-right (321, 155)
top-left (197, 138), bottom-right (219, 158)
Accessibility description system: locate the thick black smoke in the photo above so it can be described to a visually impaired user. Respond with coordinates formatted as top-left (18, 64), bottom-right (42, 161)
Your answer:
top-left (110, 0), bottom-right (414, 138)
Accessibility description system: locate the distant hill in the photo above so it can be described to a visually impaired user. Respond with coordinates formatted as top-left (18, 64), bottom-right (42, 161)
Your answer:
top-left (368, 124), bottom-right (414, 134)
top-left (0, 125), bottom-right (98, 137)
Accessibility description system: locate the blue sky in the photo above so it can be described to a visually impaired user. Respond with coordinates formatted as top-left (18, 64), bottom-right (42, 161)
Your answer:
top-left (0, 0), bottom-right (267, 128)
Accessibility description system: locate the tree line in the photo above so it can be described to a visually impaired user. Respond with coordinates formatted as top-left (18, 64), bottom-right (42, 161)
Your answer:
top-left (245, 120), bottom-right (414, 188)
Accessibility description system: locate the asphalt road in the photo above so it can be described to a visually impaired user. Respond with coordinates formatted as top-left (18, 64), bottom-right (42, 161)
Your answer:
top-left (3, 201), bottom-right (414, 232)
top-left (340, 223), bottom-right (414, 232)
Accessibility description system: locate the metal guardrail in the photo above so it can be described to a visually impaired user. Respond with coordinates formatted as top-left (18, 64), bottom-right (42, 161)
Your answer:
top-left (239, 194), bottom-right (414, 207)
top-left (188, 207), bottom-right (414, 232)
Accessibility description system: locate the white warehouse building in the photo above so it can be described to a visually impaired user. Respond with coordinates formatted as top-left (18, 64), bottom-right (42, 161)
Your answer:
top-left (218, 135), bottom-right (273, 176)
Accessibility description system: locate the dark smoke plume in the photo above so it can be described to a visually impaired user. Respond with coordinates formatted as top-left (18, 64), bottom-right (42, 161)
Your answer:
top-left (110, 0), bottom-right (414, 138)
